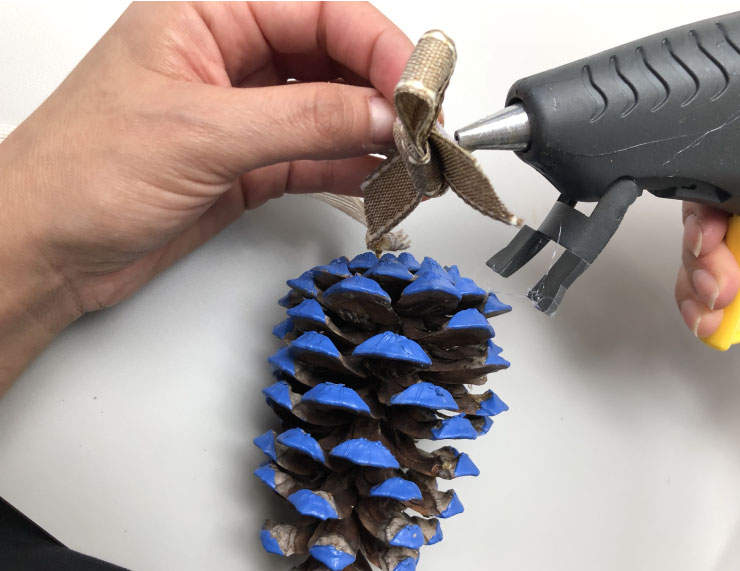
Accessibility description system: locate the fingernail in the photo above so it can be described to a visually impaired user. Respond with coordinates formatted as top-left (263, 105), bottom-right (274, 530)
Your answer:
top-left (684, 213), bottom-right (703, 257)
top-left (369, 97), bottom-right (395, 145)
top-left (679, 299), bottom-right (702, 337)
top-left (692, 269), bottom-right (720, 310)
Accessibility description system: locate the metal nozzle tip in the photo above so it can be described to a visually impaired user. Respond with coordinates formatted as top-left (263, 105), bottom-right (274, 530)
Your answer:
top-left (455, 103), bottom-right (531, 152)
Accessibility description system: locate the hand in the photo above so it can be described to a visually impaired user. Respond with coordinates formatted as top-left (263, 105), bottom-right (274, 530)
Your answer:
top-left (675, 202), bottom-right (740, 338)
top-left (0, 2), bottom-right (412, 392)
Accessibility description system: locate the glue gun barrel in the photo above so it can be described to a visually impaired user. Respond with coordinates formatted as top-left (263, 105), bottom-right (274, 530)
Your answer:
top-left (457, 12), bottom-right (740, 212)
top-left (454, 104), bottom-right (531, 151)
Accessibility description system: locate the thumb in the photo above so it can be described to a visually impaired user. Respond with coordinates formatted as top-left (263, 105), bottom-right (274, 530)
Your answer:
top-left (172, 82), bottom-right (397, 178)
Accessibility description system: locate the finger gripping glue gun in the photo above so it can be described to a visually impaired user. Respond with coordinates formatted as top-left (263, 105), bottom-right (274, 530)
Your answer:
top-left (455, 12), bottom-right (740, 350)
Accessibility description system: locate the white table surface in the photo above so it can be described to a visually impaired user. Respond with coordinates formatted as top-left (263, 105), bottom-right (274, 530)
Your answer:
top-left (2, 2), bottom-right (740, 570)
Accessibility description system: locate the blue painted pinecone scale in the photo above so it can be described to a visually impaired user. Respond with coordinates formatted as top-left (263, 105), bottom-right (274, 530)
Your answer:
top-left (255, 252), bottom-right (511, 571)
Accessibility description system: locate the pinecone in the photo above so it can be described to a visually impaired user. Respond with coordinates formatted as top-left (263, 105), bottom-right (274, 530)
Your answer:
top-left (255, 252), bottom-right (511, 571)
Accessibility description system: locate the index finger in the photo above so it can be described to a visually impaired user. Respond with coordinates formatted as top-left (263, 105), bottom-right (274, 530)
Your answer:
top-left (682, 201), bottom-right (730, 257)
top-left (228, 2), bottom-right (413, 98)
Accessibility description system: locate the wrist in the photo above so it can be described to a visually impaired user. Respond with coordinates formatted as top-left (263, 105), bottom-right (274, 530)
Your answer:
top-left (0, 153), bottom-right (83, 396)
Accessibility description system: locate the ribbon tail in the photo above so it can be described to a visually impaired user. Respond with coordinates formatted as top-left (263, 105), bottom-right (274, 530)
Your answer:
top-left (362, 154), bottom-right (422, 251)
top-left (431, 130), bottom-right (522, 227)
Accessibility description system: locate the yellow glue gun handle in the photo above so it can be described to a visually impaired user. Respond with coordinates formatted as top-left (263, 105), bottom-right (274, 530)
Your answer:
top-left (703, 215), bottom-right (740, 351)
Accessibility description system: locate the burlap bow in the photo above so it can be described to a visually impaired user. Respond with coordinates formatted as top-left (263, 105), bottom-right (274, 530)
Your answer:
top-left (361, 30), bottom-right (521, 252)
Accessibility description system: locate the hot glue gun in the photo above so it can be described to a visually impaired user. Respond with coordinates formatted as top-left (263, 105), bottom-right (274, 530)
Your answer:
top-left (455, 12), bottom-right (740, 350)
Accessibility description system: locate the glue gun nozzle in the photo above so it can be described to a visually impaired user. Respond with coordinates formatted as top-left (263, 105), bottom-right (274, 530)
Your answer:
top-left (454, 103), bottom-right (531, 152)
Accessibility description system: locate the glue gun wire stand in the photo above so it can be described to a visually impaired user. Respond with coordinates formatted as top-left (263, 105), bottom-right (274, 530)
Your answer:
top-left (455, 13), bottom-right (740, 316)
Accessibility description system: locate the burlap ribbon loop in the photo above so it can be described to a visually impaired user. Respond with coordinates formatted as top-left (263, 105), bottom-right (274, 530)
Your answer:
top-left (362, 30), bottom-right (522, 253)
top-left (394, 29), bottom-right (454, 164)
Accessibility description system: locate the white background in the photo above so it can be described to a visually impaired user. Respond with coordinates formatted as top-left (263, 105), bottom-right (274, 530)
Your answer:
top-left (2, 2), bottom-right (740, 570)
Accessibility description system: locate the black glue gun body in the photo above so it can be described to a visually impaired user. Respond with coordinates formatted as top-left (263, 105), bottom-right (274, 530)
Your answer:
top-left (456, 12), bottom-right (740, 314)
